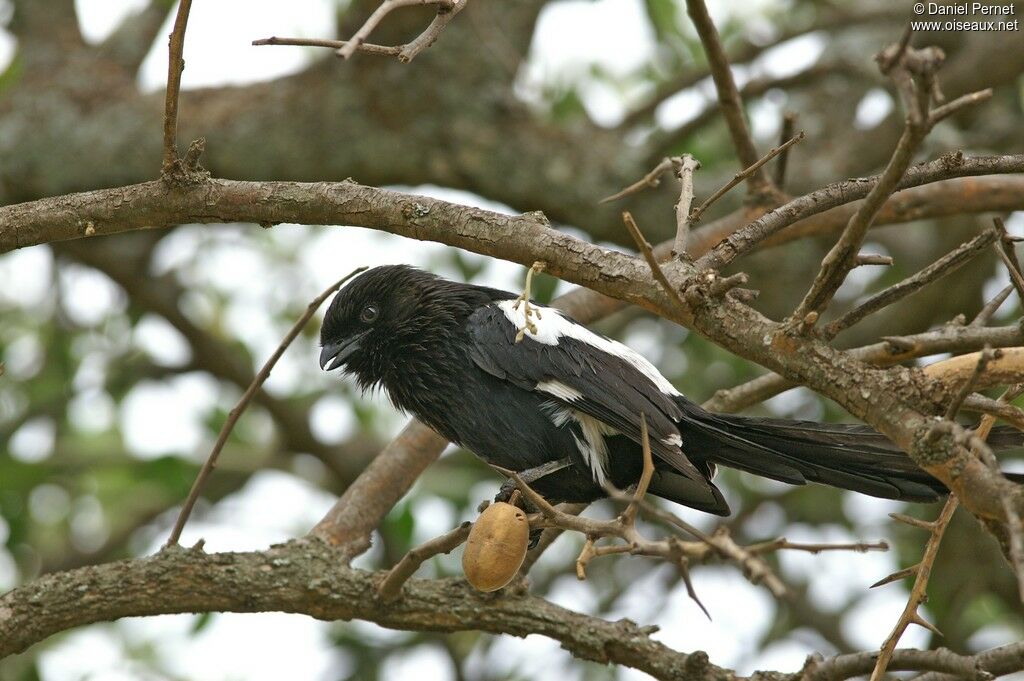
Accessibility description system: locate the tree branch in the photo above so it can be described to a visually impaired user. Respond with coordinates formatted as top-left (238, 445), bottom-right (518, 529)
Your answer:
top-left (0, 539), bottom-right (722, 679)
top-left (703, 323), bottom-right (1024, 414)
top-left (695, 154), bottom-right (1024, 272)
top-left (3, 541), bottom-right (1022, 680)
top-left (162, 0), bottom-right (194, 177)
top-left (823, 228), bottom-right (999, 337)
top-left (165, 268), bottom-right (367, 546)
top-left (684, 0), bottom-right (769, 191)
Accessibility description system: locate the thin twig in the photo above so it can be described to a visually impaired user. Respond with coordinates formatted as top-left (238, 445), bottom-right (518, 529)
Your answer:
top-left (853, 253), bottom-right (894, 267)
top-left (161, 0), bottom-right (193, 177)
top-left (942, 345), bottom-right (994, 421)
top-left (961, 394), bottom-right (1024, 431)
top-left (790, 38), bottom-right (990, 327)
top-left (996, 248), bottom-right (1024, 304)
top-left (378, 521), bottom-right (473, 602)
top-left (870, 496), bottom-right (958, 681)
top-left (704, 321), bottom-right (1024, 414)
top-left (398, 1), bottom-right (468, 63)
top-left (746, 538), bottom-right (888, 555)
top-left (973, 385), bottom-right (1024, 601)
top-left (613, 494), bottom-right (794, 598)
top-left (622, 212), bottom-right (687, 313)
top-left (337, 0), bottom-right (457, 60)
top-left (1002, 492), bottom-right (1024, 604)
top-left (695, 153), bottom-right (1024, 272)
top-left (617, 5), bottom-right (905, 132)
top-left (499, 465), bottom-right (796, 600)
top-left (993, 216), bottom-right (1024, 302)
top-left (689, 132), bottom-right (805, 224)
top-left (255, 0), bottom-right (464, 63)
top-left (823, 228), bottom-right (999, 337)
top-left (928, 88), bottom-right (993, 125)
top-left (790, 125), bottom-right (922, 323)
top-left (971, 285), bottom-right (1014, 327)
top-left (165, 267), bottom-right (367, 546)
top-left (773, 111), bottom-right (798, 189)
top-left (252, 36), bottom-right (401, 56)
top-left (672, 155), bottom-right (701, 256)
top-left (684, 0), bottom-right (769, 191)
top-left (622, 414), bottom-right (655, 526)
top-left (599, 157), bottom-right (675, 204)
top-left (511, 261), bottom-right (547, 342)
top-left (872, 384), bottom-right (1006, 681)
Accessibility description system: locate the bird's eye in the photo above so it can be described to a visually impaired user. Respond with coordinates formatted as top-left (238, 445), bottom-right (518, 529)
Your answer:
top-left (359, 304), bottom-right (380, 324)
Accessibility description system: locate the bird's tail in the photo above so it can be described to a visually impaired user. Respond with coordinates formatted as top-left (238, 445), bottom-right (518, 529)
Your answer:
top-left (674, 398), bottom-right (1024, 502)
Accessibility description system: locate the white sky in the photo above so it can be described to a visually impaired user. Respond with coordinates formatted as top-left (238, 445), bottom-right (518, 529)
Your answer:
top-left (2, 2), bottom-right (1023, 680)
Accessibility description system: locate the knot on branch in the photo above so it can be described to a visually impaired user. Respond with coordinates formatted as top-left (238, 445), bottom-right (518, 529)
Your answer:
top-left (682, 270), bottom-right (754, 308)
top-left (161, 137), bottom-right (210, 187)
top-left (683, 649), bottom-right (711, 678)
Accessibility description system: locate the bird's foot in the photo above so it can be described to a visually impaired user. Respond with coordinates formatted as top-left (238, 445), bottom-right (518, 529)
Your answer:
top-left (492, 458), bottom-right (571, 507)
top-left (491, 482), bottom-right (543, 548)
top-left (494, 477), bottom-right (520, 505)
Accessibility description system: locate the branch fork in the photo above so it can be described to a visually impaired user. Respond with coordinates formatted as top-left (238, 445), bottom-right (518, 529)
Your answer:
top-left (253, 0), bottom-right (467, 64)
top-left (787, 30), bottom-right (992, 332)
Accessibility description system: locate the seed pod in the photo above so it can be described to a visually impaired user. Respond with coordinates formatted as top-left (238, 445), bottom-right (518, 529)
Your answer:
top-left (462, 501), bottom-right (530, 592)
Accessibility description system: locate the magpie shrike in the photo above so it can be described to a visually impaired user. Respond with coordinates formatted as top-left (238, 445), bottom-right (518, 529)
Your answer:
top-left (319, 265), bottom-right (1021, 514)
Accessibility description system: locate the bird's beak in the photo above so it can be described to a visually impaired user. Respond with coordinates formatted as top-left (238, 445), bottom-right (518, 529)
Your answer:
top-left (319, 335), bottom-right (364, 371)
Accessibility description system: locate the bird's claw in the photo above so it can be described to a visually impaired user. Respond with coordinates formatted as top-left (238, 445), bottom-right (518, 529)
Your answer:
top-left (494, 479), bottom-right (542, 547)
top-left (494, 478), bottom-right (539, 513)
top-left (528, 527), bottom-right (543, 550)
top-left (494, 477), bottom-right (520, 504)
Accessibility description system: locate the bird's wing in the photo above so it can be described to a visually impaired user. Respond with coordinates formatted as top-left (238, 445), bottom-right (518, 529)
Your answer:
top-left (466, 301), bottom-right (705, 481)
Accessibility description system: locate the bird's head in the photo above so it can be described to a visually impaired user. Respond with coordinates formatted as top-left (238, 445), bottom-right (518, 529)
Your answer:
top-left (318, 265), bottom-right (448, 389)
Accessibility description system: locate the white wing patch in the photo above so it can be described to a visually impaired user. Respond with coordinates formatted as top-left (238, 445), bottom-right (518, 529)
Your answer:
top-left (538, 400), bottom-right (617, 487)
top-left (536, 379), bottom-right (583, 402)
top-left (663, 433), bottom-right (683, 447)
top-left (571, 411), bottom-right (617, 487)
top-left (496, 299), bottom-right (681, 397)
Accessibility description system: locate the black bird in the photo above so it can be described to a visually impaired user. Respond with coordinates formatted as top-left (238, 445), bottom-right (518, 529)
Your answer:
top-left (319, 265), bottom-right (1018, 514)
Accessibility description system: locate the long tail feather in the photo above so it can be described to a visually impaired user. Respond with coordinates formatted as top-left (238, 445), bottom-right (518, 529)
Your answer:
top-left (674, 398), bottom-right (1024, 503)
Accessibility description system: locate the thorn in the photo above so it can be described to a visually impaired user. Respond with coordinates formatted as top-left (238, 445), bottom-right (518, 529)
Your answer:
top-left (882, 336), bottom-right (917, 353)
top-left (678, 558), bottom-right (711, 620)
top-left (910, 612), bottom-right (944, 637)
top-left (889, 513), bottom-right (936, 531)
top-left (870, 563), bottom-right (920, 588)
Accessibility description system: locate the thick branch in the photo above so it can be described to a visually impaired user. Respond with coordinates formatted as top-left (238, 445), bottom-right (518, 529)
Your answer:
top-left (0, 178), bottom-right (656, 309)
top-left (311, 421), bottom-right (448, 556)
top-left (2, 541), bottom-right (1023, 680)
top-left (0, 540), bottom-right (727, 680)
top-left (704, 323), bottom-right (1024, 413)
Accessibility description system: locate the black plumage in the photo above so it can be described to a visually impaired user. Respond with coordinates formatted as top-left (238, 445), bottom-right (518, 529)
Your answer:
top-left (319, 265), bottom-right (1021, 515)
